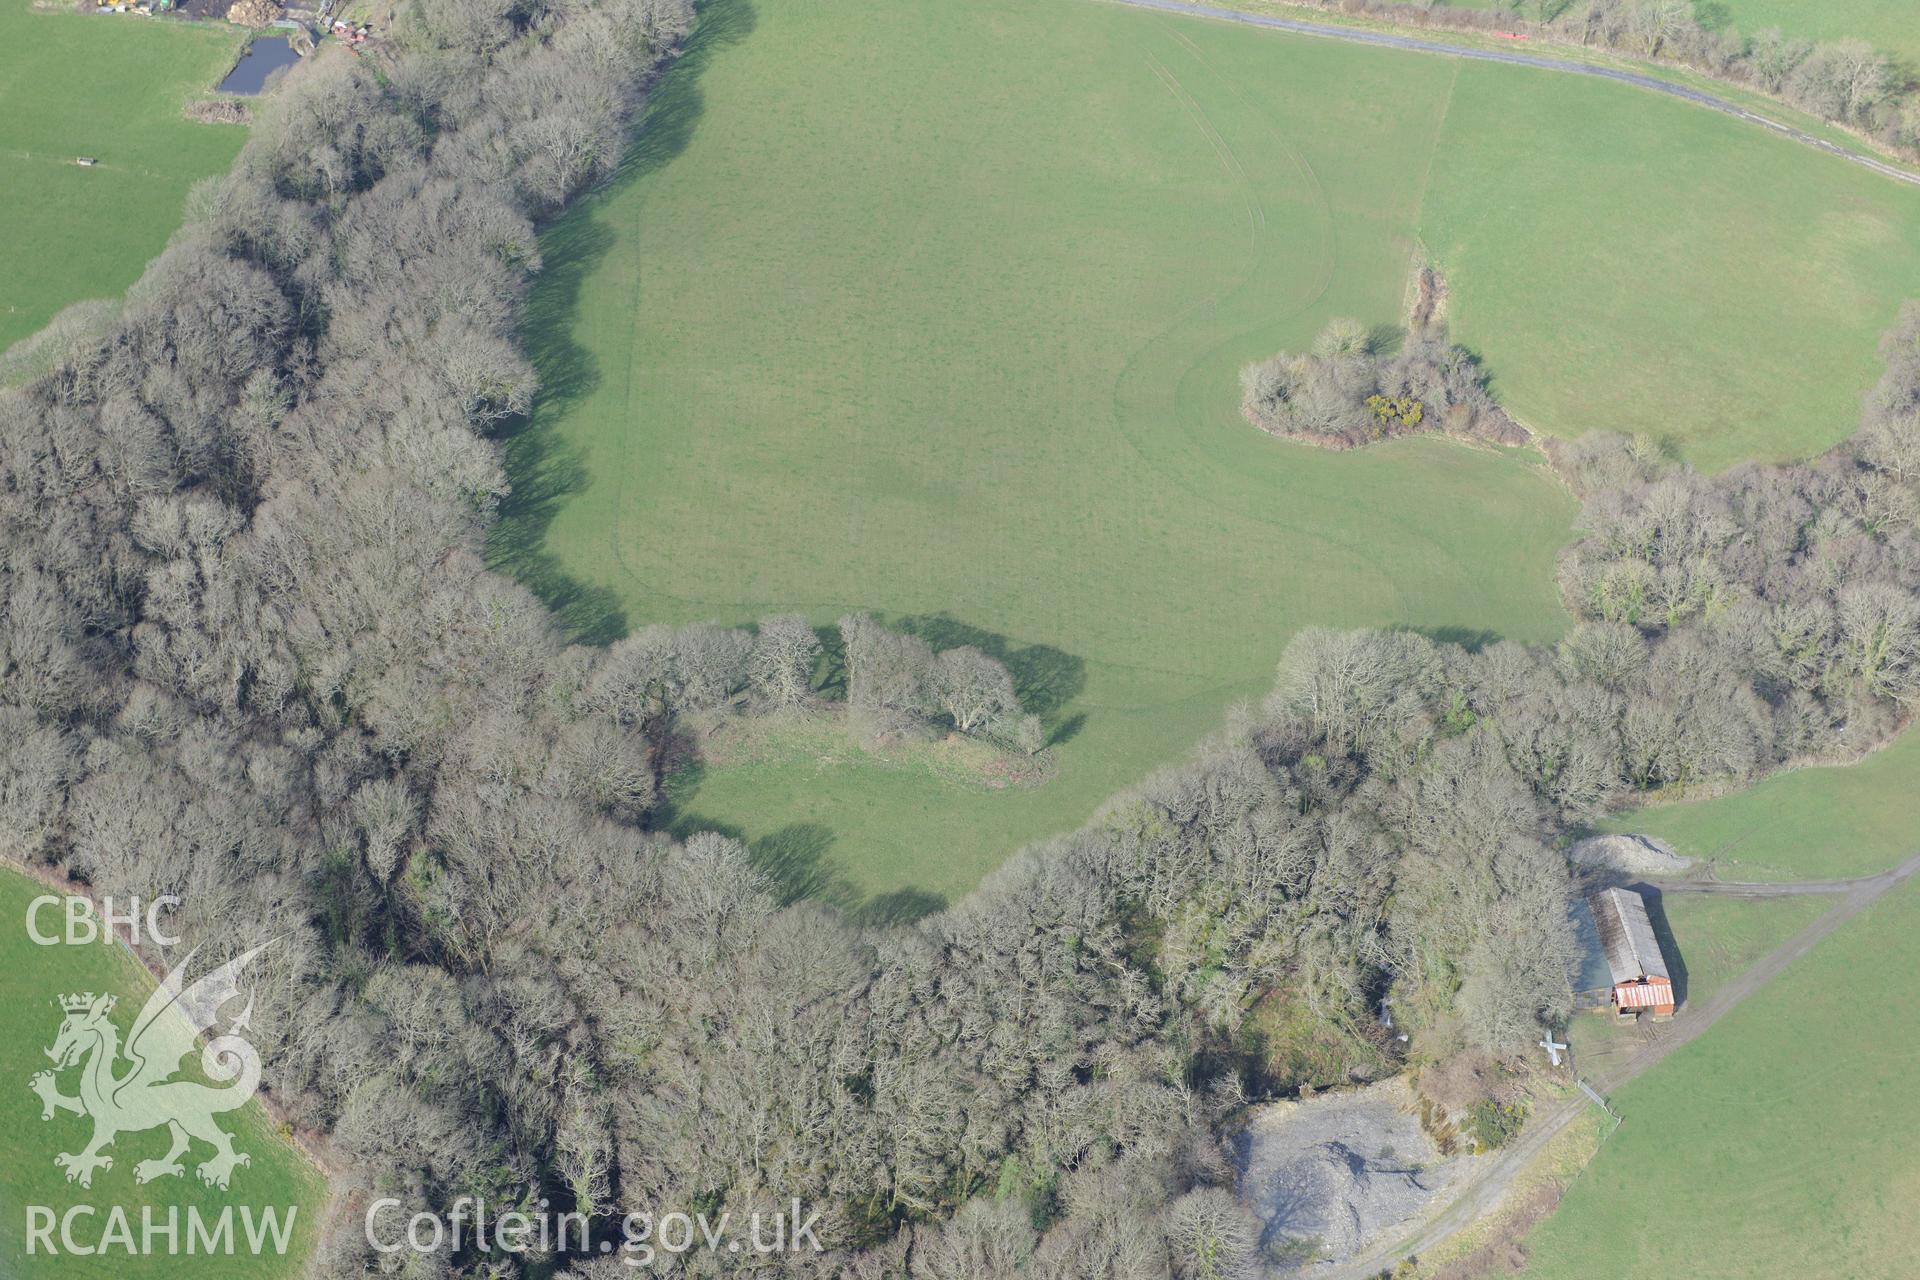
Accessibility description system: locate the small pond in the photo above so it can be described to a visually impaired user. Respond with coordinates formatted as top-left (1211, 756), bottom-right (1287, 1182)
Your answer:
top-left (217, 37), bottom-right (301, 96)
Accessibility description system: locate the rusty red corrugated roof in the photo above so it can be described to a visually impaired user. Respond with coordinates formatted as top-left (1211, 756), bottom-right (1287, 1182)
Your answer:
top-left (1616, 980), bottom-right (1674, 1008)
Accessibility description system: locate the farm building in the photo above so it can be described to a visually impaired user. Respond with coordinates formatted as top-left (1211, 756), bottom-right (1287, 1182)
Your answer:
top-left (1586, 887), bottom-right (1675, 1019)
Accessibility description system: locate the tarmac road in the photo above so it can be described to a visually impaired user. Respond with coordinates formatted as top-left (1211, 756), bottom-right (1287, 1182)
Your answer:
top-left (1101, 0), bottom-right (1920, 190)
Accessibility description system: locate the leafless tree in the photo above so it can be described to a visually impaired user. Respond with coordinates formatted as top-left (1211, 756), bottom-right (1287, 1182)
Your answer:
top-left (749, 613), bottom-right (821, 708)
top-left (934, 645), bottom-right (1019, 735)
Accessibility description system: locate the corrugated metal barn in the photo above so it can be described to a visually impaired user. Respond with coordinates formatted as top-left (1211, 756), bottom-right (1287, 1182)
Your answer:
top-left (1586, 887), bottom-right (1675, 1019)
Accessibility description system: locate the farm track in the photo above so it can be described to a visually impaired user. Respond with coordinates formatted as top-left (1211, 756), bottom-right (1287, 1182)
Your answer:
top-left (1322, 850), bottom-right (1920, 1279)
top-left (1647, 877), bottom-right (1853, 896)
top-left (1100, 0), bottom-right (1920, 190)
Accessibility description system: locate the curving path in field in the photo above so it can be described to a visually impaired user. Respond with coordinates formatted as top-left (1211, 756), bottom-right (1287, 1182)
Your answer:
top-left (1103, 0), bottom-right (1920, 190)
top-left (1320, 850), bottom-right (1920, 1279)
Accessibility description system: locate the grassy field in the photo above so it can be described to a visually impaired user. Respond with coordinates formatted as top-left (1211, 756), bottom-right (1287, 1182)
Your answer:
top-left (1647, 894), bottom-right (1829, 1001)
top-left (507, 0), bottom-right (1579, 903)
top-left (1595, 725), bottom-right (1920, 882)
top-left (1417, 59), bottom-right (1920, 468)
top-left (0, 868), bottom-right (323, 1277)
top-left (0, 2), bottom-right (246, 353)
top-left (1522, 876), bottom-right (1920, 1280)
top-left (504, 0), bottom-right (1920, 902)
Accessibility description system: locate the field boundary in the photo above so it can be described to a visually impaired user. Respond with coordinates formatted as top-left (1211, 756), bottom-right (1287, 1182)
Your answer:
top-left (1098, 0), bottom-right (1920, 190)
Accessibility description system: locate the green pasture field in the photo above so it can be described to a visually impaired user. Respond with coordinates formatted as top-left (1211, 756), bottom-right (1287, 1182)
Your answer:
top-left (503, 0), bottom-right (1920, 903)
top-left (0, 867), bottom-right (323, 1277)
top-left (1595, 725), bottom-right (1920, 882)
top-left (1646, 894), bottom-right (1828, 1000)
top-left (1522, 876), bottom-right (1920, 1280)
top-left (1418, 59), bottom-right (1920, 468)
top-left (0, 1), bottom-right (246, 353)
top-left (506, 0), bottom-right (1577, 904)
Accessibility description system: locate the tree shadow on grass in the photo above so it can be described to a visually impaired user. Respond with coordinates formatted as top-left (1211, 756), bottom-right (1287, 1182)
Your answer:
top-left (655, 804), bottom-right (839, 906)
top-left (487, 0), bottom-right (760, 645)
top-left (604, 0), bottom-right (758, 190)
top-left (849, 888), bottom-right (947, 928)
top-left (1692, 1), bottom-right (1731, 32)
top-left (890, 613), bottom-right (1087, 741)
top-left (746, 819), bottom-right (949, 925)
top-left (489, 211), bottom-right (628, 643)
top-left (1047, 712), bottom-right (1088, 749)
top-left (813, 624), bottom-right (848, 701)
top-left (659, 808), bottom-right (948, 925)
top-left (1367, 322), bottom-right (1406, 357)
top-left (748, 823), bottom-right (849, 907)
top-left (1404, 625), bottom-right (1503, 653)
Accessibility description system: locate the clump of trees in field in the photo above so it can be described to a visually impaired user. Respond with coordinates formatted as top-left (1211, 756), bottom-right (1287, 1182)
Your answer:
top-left (1304, 0), bottom-right (1920, 160)
top-left (838, 613), bottom-right (1044, 751)
top-left (1, 0), bottom-right (1918, 1268)
top-left (1241, 315), bottom-right (1525, 448)
top-left (583, 610), bottom-right (1042, 761)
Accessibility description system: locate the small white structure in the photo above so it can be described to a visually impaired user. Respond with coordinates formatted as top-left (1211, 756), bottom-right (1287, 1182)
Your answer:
top-left (1539, 1035), bottom-right (1567, 1068)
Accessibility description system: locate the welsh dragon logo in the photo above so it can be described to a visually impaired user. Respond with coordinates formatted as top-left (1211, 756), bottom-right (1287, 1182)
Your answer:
top-left (29, 942), bottom-right (273, 1191)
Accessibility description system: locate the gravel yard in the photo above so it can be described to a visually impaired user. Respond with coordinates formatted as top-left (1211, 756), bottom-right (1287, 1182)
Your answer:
top-left (1234, 1078), bottom-right (1465, 1270)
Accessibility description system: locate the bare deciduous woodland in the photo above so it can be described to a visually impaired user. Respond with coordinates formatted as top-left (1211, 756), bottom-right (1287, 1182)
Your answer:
top-left (1, 0), bottom-right (1917, 1275)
